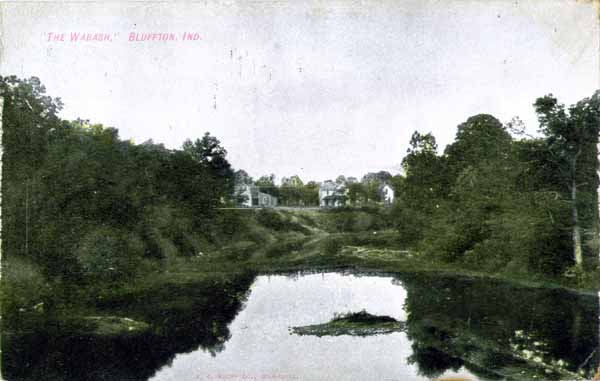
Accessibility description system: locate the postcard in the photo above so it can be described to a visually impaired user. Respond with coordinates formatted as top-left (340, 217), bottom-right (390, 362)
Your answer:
top-left (0, 1), bottom-right (599, 380)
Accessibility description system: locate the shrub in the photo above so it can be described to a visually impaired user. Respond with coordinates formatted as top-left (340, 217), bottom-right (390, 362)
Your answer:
top-left (0, 257), bottom-right (53, 317)
top-left (256, 209), bottom-right (310, 234)
top-left (326, 211), bottom-right (356, 233)
top-left (323, 207), bottom-right (392, 233)
top-left (264, 238), bottom-right (307, 258)
top-left (321, 237), bottom-right (343, 256)
top-left (347, 232), bottom-right (405, 249)
top-left (256, 209), bottom-right (285, 230)
top-left (214, 210), bottom-right (246, 236)
top-left (222, 241), bottom-right (258, 261)
top-left (76, 226), bottom-right (145, 282)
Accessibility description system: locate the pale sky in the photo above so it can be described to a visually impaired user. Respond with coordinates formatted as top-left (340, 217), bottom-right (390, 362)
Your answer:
top-left (0, 1), bottom-right (598, 182)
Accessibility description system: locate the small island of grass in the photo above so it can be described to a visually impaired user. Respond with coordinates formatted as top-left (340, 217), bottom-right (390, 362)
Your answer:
top-left (290, 310), bottom-right (405, 337)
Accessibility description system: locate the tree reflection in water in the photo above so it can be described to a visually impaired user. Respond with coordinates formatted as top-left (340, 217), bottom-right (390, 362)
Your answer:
top-left (2, 271), bottom-right (599, 381)
top-left (400, 272), bottom-right (599, 380)
top-left (1, 272), bottom-right (256, 381)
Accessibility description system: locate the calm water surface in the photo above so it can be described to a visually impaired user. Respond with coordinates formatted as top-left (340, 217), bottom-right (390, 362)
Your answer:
top-left (3, 271), bottom-right (599, 380)
top-left (152, 272), bottom-right (473, 381)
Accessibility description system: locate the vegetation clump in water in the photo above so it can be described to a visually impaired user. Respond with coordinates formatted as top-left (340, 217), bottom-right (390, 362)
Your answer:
top-left (291, 310), bottom-right (405, 337)
top-left (79, 316), bottom-right (150, 337)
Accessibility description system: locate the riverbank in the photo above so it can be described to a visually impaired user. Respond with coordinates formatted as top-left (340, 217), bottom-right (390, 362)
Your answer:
top-left (199, 207), bottom-right (599, 295)
top-left (204, 242), bottom-right (600, 298)
top-left (3, 207), bottom-right (599, 336)
top-left (5, 205), bottom-right (600, 381)
top-left (9, 269), bottom-right (597, 381)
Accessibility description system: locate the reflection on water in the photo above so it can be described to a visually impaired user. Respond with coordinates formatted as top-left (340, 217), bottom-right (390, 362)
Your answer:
top-left (1, 272), bottom-right (256, 380)
top-left (402, 273), bottom-right (600, 380)
top-left (152, 272), bottom-right (443, 381)
top-left (2, 271), bottom-right (599, 380)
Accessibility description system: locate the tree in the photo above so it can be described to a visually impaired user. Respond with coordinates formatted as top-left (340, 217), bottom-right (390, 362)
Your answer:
top-left (401, 132), bottom-right (446, 213)
top-left (256, 174), bottom-right (279, 197)
top-left (389, 175), bottom-right (404, 197)
top-left (347, 182), bottom-right (366, 205)
top-left (302, 181), bottom-right (320, 206)
top-left (182, 133), bottom-right (234, 200)
top-left (533, 92), bottom-right (600, 268)
top-left (444, 114), bottom-right (512, 179)
top-left (0, 76), bottom-right (62, 262)
top-left (234, 169), bottom-right (253, 185)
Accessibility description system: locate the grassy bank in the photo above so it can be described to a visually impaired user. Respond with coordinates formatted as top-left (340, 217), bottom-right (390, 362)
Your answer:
top-left (206, 207), bottom-right (600, 295)
top-left (3, 206), bottom-right (599, 335)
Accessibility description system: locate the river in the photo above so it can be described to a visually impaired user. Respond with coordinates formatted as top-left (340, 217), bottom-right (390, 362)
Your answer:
top-left (3, 271), bottom-right (599, 380)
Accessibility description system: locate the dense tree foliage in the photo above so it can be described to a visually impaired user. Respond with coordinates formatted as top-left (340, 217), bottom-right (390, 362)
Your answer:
top-left (533, 93), bottom-right (600, 268)
top-left (1, 76), bottom-right (235, 286)
top-left (392, 92), bottom-right (600, 277)
top-left (3, 75), bottom-right (599, 293)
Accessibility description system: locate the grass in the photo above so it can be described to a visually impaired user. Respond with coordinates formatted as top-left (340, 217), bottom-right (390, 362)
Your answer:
top-left (76, 315), bottom-right (150, 337)
top-left (7, 208), bottom-right (599, 381)
top-left (290, 310), bottom-right (406, 337)
top-left (207, 208), bottom-right (598, 295)
top-left (4, 207), bottom-right (599, 337)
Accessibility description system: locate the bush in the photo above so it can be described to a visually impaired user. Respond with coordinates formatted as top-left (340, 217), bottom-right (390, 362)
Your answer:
top-left (325, 211), bottom-right (356, 233)
top-left (321, 237), bottom-right (344, 256)
top-left (1, 258), bottom-right (54, 317)
top-left (323, 207), bottom-right (392, 233)
top-left (222, 241), bottom-right (258, 261)
top-left (173, 231), bottom-right (205, 257)
top-left (76, 226), bottom-right (145, 282)
top-left (390, 203), bottom-right (426, 245)
top-left (264, 238), bottom-right (307, 258)
top-left (347, 232), bottom-right (405, 249)
top-left (256, 209), bottom-right (310, 234)
top-left (256, 208), bottom-right (285, 230)
top-left (214, 210), bottom-right (246, 236)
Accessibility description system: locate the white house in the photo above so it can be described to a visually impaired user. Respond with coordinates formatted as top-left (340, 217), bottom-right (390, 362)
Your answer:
top-left (236, 184), bottom-right (278, 207)
top-left (379, 183), bottom-right (395, 205)
top-left (319, 181), bottom-right (347, 208)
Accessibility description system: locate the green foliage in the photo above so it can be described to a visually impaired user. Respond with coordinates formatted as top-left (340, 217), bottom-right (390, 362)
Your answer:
top-left (393, 98), bottom-right (600, 277)
top-left (326, 208), bottom-right (357, 232)
top-left (444, 114), bottom-right (512, 177)
top-left (213, 209), bottom-right (246, 237)
top-left (347, 182), bottom-right (366, 205)
top-left (0, 75), bottom-right (236, 293)
top-left (222, 241), bottom-right (258, 261)
top-left (291, 311), bottom-right (404, 337)
top-left (255, 174), bottom-right (279, 198)
top-left (321, 237), bottom-right (343, 256)
top-left (347, 232), bottom-right (406, 249)
top-left (390, 200), bottom-right (426, 245)
top-left (255, 209), bottom-right (310, 234)
top-left (276, 177), bottom-right (319, 206)
top-left (322, 207), bottom-right (392, 233)
top-left (401, 132), bottom-right (447, 215)
top-left (3, 73), bottom-right (600, 308)
top-left (0, 257), bottom-right (54, 317)
top-left (76, 227), bottom-right (145, 282)
top-left (533, 92), bottom-right (600, 268)
top-left (264, 237), bottom-right (307, 258)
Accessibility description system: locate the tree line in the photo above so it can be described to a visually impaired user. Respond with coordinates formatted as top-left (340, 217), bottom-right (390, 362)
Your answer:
top-left (3, 74), bottom-right (599, 287)
top-left (1, 75), bottom-right (236, 285)
top-left (392, 92), bottom-right (600, 276)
